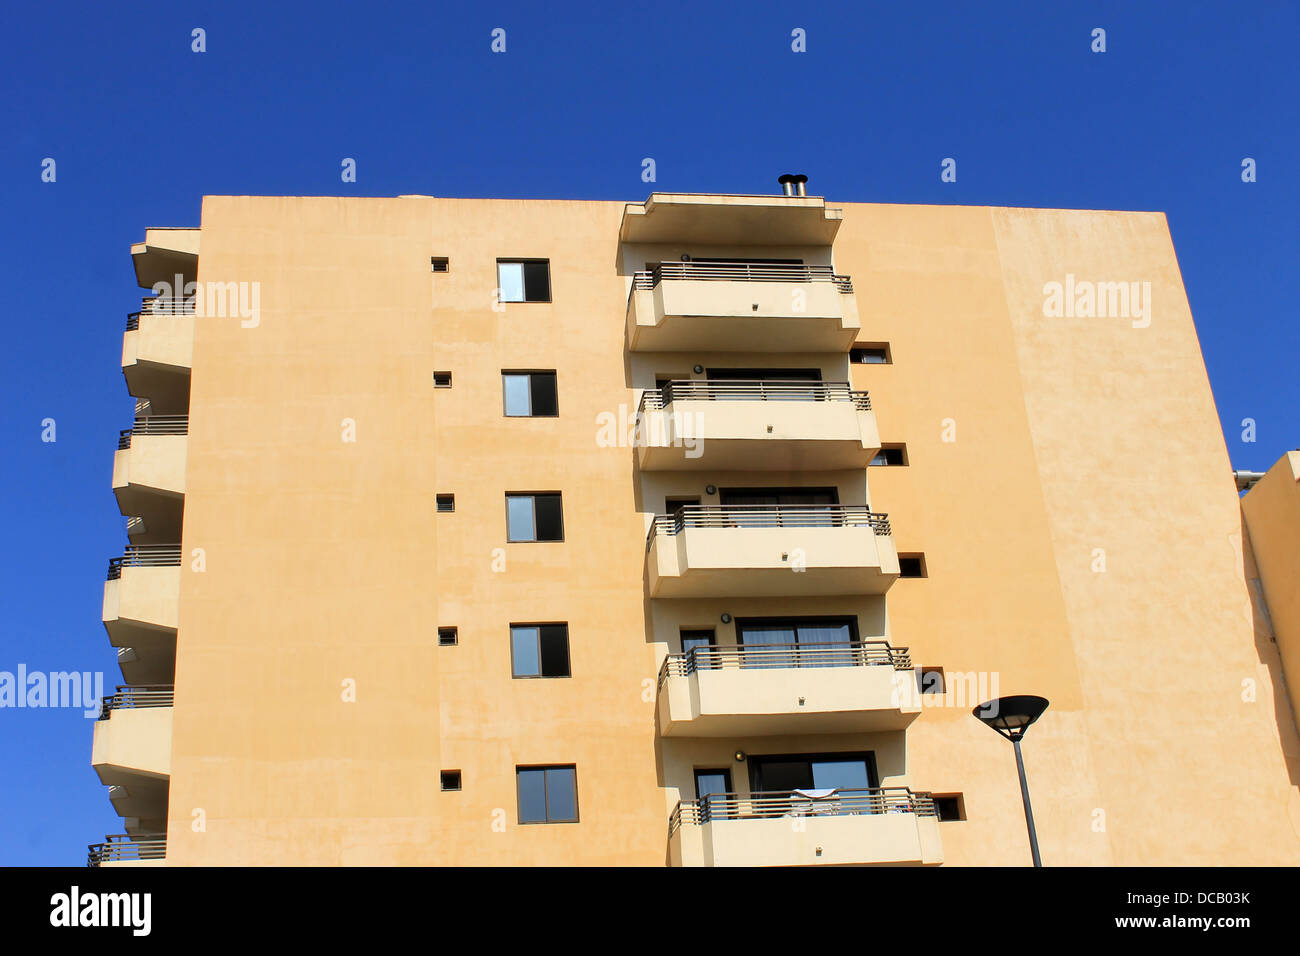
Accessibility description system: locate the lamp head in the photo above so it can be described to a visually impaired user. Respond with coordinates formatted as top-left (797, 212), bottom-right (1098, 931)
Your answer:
top-left (972, 695), bottom-right (1049, 742)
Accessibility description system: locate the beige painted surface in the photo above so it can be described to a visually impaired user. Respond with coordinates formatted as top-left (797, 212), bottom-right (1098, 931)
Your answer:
top-left (102, 567), bottom-right (180, 646)
top-left (658, 662), bottom-right (918, 736)
top-left (647, 523), bottom-right (898, 598)
top-left (638, 401), bottom-right (879, 471)
top-left (1242, 452), bottom-right (1300, 736)
top-left (93, 707), bottom-right (173, 780)
top-left (104, 193), bottom-right (1300, 866)
top-left (671, 810), bottom-right (942, 867)
top-left (627, 279), bottom-right (859, 352)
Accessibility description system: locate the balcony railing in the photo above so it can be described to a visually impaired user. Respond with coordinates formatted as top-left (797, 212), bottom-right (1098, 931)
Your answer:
top-left (116, 415), bottom-right (189, 450)
top-left (657, 641), bottom-right (910, 690)
top-left (639, 379), bottom-right (870, 413)
top-left (98, 684), bottom-right (174, 720)
top-left (106, 545), bottom-right (182, 580)
top-left (125, 312), bottom-right (140, 331)
top-left (139, 295), bottom-right (196, 316)
top-left (87, 834), bottom-right (166, 867)
top-left (632, 261), bottom-right (854, 294)
top-left (668, 787), bottom-right (936, 837)
top-left (648, 505), bottom-right (890, 550)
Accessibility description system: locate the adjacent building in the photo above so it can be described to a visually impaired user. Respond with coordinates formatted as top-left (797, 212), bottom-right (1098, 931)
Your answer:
top-left (89, 185), bottom-right (1300, 865)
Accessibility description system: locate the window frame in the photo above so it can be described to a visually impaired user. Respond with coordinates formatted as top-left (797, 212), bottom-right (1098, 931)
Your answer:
top-left (505, 492), bottom-right (565, 543)
top-left (515, 764), bottom-right (579, 824)
top-left (501, 370), bottom-right (560, 418)
top-left (496, 258), bottom-right (552, 304)
top-left (509, 622), bottom-right (572, 679)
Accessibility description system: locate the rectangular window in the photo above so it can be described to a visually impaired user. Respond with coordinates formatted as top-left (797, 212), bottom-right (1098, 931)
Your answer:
top-left (502, 371), bottom-right (559, 417)
top-left (440, 770), bottom-right (461, 790)
top-left (437, 627), bottom-right (459, 647)
top-left (917, 666), bottom-right (945, 694)
top-left (851, 344), bottom-right (891, 364)
top-left (749, 752), bottom-right (878, 794)
top-left (431, 257), bottom-right (449, 273)
top-left (436, 494), bottom-right (456, 513)
top-left (497, 259), bottom-right (551, 303)
top-left (870, 445), bottom-right (908, 466)
top-left (516, 765), bottom-right (578, 823)
top-left (735, 616), bottom-right (859, 669)
top-left (511, 623), bottom-right (570, 678)
top-left (898, 554), bottom-right (927, 578)
top-left (933, 793), bottom-right (965, 821)
top-left (506, 493), bottom-right (564, 542)
top-left (433, 371), bottom-right (453, 388)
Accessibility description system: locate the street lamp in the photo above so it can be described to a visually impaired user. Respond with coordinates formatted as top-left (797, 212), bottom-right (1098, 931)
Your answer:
top-left (972, 695), bottom-right (1049, 867)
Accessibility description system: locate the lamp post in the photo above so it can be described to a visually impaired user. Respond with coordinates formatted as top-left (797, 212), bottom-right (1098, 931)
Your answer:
top-left (972, 695), bottom-right (1049, 867)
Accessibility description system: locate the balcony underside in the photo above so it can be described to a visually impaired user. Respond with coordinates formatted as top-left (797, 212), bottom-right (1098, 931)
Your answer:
top-left (113, 436), bottom-right (186, 541)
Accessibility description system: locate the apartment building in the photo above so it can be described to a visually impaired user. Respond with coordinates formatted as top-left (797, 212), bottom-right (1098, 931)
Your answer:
top-left (89, 184), bottom-right (1300, 866)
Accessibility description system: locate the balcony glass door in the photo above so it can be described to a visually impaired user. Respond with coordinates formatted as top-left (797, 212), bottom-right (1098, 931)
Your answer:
top-left (749, 752), bottom-right (878, 815)
top-left (736, 617), bottom-right (857, 669)
top-left (694, 768), bottom-right (732, 822)
top-left (720, 487), bottom-right (838, 528)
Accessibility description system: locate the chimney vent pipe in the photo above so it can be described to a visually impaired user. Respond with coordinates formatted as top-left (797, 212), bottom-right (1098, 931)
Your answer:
top-left (778, 173), bottom-right (809, 197)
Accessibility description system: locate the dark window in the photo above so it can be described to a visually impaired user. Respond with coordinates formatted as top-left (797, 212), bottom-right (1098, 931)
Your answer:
top-left (899, 554), bottom-right (927, 578)
top-left (497, 259), bottom-right (551, 303)
top-left (433, 371), bottom-right (453, 388)
top-left (851, 345), bottom-right (891, 365)
top-left (511, 624), bottom-right (571, 678)
top-left (436, 494), bottom-right (455, 513)
top-left (870, 445), bottom-right (908, 466)
top-left (735, 616), bottom-right (859, 669)
top-left (506, 493), bottom-right (564, 542)
top-left (705, 368), bottom-right (822, 381)
top-left (431, 257), bottom-right (449, 273)
top-left (516, 765), bottom-right (578, 823)
top-left (719, 486), bottom-right (839, 506)
top-left (438, 627), bottom-right (459, 647)
top-left (934, 793), bottom-right (965, 821)
top-left (694, 768), bottom-right (733, 819)
top-left (502, 371), bottom-right (559, 417)
top-left (749, 752), bottom-right (878, 794)
top-left (917, 667), bottom-right (945, 694)
top-left (440, 770), bottom-right (461, 791)
top-left (665, 496), bottom-right (700, 516)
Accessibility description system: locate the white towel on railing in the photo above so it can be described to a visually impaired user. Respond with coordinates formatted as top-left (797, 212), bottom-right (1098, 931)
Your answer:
top-left (791, 788), bottom-right (838, 800)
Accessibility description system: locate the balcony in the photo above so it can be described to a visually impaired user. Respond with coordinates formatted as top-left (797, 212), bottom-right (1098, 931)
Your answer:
top-left (87, 834), bottom-right (166, 868)
top-left (122, 296), bottom-right (194, 414)
top-left (646, 506), bottom-right (899, 598)
top-left (637, 380), bottom-right (880, 471)
top-left (102, 546), bottom-right (180, 682)
top-left (626, 261), bottom-right (860, 353)
top-left (93, 686), bottom-right (172, 834)
top-left (657, 641), bottom-right (918, 736)
top-left (668, 788), bottom-right (943, 867)
top-left (113, 416), bottom-right (187, 542)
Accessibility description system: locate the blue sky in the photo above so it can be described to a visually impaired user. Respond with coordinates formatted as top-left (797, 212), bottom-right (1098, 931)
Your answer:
top-left (0, 1), bottom-right (1295, 865)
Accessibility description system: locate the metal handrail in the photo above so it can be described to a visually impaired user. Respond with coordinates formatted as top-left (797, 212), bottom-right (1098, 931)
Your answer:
top-left (98, 684), bottom-right (175, 720)
top-left (648, 505), bottom-right (891, 549)
top-left (87, 834), bottom-right (167, 866)
top-left (632, 260), bottom-right (853, 294)
top-left (140, 295), bottom-right (196, 315)
top-left (116, 415), bottom-right (189, 449)
top-left (657, 640), bottom-right (910, 690)
top-left (639, 379), bottom-right (870, 412)
top-left (106, 544), bottom-right (182, 580)
top-left (669, 787), bottom-right (936, 836)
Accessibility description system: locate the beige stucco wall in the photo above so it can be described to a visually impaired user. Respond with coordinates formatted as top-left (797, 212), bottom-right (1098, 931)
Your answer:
top-left (152, 194), bottom-right (1300, 865)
